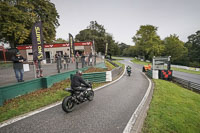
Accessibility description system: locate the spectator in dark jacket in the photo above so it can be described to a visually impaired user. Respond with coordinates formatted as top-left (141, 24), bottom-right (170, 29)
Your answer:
top-left (11, 52), bottom-right (26, 82)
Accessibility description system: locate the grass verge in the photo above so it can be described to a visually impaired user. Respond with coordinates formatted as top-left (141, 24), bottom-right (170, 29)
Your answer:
top-left (105, 60), bottom-right (116, 70)
top-left (131, 58), bottom-right (150, 66)
top-left (143, 79), bottom-right (200, 133)
top-left (113, 60), bottom-right (124, 67)
top-left (112, 56), bottom-right (124, 61)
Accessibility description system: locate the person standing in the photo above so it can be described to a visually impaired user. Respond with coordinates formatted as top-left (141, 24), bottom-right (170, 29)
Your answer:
top-left (66, 54), bottom-right (70, 70)
top-left (11, 52), bottom-right (26, 82)
top-left (63, 52), bottom-right (67, 69)
top-left (75, 52), bottom-right (80, 69)
top-left (55, 53), bottom-right (62, 73)
top-left (81, 52), bottom-right (85, 68)
top-left (63, 52), bottom-right (70, 70)
top-left (89, 52), bottom-right (93, 66)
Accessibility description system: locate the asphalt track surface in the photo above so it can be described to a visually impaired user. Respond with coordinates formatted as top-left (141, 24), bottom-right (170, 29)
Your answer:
top-left (0, 58), bottom-right (149, 133)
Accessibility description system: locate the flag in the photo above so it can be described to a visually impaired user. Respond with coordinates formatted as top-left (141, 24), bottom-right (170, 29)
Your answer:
top-left (32, 21), bottom-right (44, 61)
top-left (69, 33), bottom-right (75, 57)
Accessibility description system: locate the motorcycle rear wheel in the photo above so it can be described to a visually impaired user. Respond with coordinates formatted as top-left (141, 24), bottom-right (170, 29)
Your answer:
top-left (62, 96), bottom-right (75, 113)
top-left (87, 90), bottom-right (94, 101)
top-left (128, 73), bottom-right (131, 76)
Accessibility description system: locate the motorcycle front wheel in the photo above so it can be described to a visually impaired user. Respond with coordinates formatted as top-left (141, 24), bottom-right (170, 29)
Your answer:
top-left (62, 96), bottom-right (75, 113)
top-left (87, 90), bottom-right (94, 101)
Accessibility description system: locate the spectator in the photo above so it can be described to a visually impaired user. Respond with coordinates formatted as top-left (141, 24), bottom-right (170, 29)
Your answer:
top-left (75, 52), bottom-right (80, 69)
top-left (63, 52), bottom-right (70, 70)
top-left (11, 52), bottom-right (26, 82)
top-left (89, 52), bottom-right (93, 66)
top-left (81, 52), bottom-right (85, 68)
top-left (55, 53), bottom-right (62, 73)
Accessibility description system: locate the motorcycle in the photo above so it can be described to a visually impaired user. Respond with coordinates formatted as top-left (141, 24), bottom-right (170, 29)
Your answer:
top-left (127, 69), bottom-right (131, 76)
top-left (62, 82), bottom-right (94, 113)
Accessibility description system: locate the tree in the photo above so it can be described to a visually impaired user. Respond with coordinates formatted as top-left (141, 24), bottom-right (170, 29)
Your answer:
top-left (132, 25), bottom-right (164, 60)
top-left (76, 21), bottom-right (120, 55)
top-left (163, 34), bottom-right (188, 63)
top-left (54, 38), bottom-right (68, 43)
top-left (185, 30), bottom-right (200, 67)
top-left (118, 43), bottom-right (130, 55)
top-left (0, 0), bottom-right (59, 48)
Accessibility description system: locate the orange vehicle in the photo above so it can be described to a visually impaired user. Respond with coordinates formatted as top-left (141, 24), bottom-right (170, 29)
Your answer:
top-left (142, 64), bottom-right (151, 72)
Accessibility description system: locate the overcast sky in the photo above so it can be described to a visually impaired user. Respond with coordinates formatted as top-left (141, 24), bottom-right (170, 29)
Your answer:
top-left (51, 0), bottom-right (200, 45)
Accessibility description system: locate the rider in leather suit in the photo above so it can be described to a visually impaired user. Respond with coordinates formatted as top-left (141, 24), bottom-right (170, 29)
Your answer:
top-left (71, 70), bottom-right (90, 91)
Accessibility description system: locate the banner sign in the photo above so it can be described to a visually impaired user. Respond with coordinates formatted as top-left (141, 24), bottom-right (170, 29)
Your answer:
top-left (32, 21), bottom-right (44, 61)
top-left (69, 33), bottom-right (75, 57)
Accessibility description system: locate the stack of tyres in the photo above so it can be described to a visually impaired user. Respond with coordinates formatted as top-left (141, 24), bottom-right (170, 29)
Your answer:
top-left (159, 70), bottom-right (173, 81)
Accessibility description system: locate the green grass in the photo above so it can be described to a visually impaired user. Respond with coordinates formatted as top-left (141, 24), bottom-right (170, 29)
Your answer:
top-left (105, 60), bottom-right (116, 70)
top-left (0, 80), bottom-right (70, 122)
top-left (131, 58), bottom-right (151, 66)
top-left (143, 79), bottom-right (200, 133)
top-left (113, 60), bottom-right (124, 67)
top-left (112, 56), bottom-right (124, 61)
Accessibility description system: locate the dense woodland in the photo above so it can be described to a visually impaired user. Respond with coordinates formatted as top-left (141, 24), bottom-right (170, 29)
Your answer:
top-left (0, 0), bottom-right (199, 67)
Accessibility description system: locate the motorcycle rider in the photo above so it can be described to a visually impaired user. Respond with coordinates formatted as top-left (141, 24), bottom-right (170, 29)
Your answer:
top-left (126, 65), bottom-right (132, 74)
top-left (71, 70), bottom-right (91, 91)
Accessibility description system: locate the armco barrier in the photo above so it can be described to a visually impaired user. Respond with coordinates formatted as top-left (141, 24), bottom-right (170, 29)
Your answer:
top-left (0, 63), bottom-right (106, 106)
top-left (172, 76), bottom-right (200, 92)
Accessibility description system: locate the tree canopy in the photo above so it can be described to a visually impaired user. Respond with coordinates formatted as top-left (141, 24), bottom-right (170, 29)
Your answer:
top-left (75, 21), bottom-right (120, 55)
top-left (54, 38), bottom-right (68, 43)
top-left (163, 34), bottom-right (187, 62)
top-left (0, 0), bottom-right (60, 48)
top-left (184, 30), bottom-right (200, 67)
top-left (132, 25), bottom-right (164, 60)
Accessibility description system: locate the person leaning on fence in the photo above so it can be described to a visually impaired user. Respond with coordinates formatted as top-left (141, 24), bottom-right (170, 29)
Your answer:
top-left (11, 52), bottom-right (26, 82)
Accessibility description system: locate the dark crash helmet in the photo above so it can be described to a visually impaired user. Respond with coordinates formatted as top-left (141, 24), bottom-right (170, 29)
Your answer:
top-left (76, 70), bottom-right (83, 76)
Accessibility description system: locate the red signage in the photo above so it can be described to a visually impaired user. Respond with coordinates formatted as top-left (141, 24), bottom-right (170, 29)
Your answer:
top-left (75, 42), bottom-right (92, 46)
top-left (17, 42), bottom-right (92, 50)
